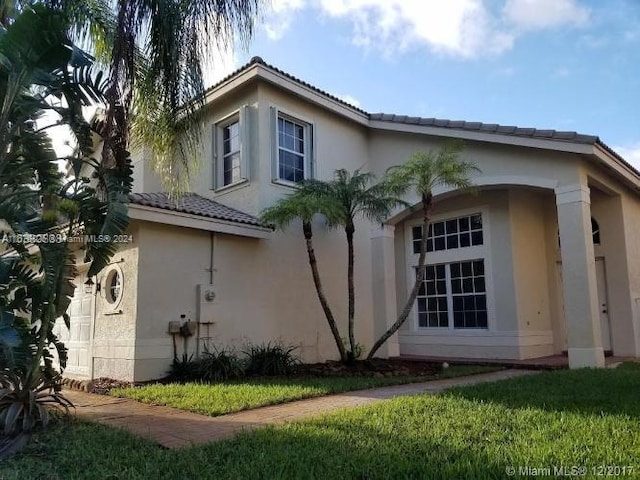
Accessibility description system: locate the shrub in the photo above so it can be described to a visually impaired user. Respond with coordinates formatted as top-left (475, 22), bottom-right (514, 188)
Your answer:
top-left (244, 342), bottom-right (299, 376)
top-left (196, 348), bottom-right (244, 382)
top-left (169, 353), bottom-right (198, 382)
top-left (0, 369), bottom-right (73, 437)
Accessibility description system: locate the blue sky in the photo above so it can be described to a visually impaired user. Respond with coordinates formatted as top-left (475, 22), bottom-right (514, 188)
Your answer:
top-left (209, 0), bottom-right (640, 166)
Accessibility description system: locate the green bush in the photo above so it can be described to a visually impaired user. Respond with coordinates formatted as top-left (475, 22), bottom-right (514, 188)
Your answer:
top-left (168, 354), bottom-right (197, 382)
top-left (196, 348), bottom-right (244, 382)
top-left (244, 342), bottom-right (299, 376)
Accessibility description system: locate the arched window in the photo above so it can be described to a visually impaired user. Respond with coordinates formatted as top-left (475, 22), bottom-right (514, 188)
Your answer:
top-left (591, 217), bottom-right (600, 245)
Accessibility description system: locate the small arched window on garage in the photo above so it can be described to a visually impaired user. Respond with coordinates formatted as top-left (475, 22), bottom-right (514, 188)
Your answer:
top-left (591, 217), bottom-right (601, 245)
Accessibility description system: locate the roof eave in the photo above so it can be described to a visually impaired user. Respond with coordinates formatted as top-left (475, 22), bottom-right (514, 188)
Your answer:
top-left (369, 119), bottom-right (596, 155)
top-left (202, 62), bottom-right (369, 126)
top-left (128, 204), bottom-right (272, 238)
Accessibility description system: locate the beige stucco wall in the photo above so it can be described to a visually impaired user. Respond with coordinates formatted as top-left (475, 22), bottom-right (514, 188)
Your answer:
top-left (130, 214), bottom-right (375, 381)
top-left (90, 222), bottom-right (140, 381)
top-left (508, 189), bottom-right (555, 358)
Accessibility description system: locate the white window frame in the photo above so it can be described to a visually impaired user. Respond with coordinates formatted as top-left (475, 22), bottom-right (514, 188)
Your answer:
top-left (270, 106), bottom-right (315, 186)
top-left (405, 206), bottom-right (495, 332)
top-left (212, 107), bottom-right (250, 192)
top-left (101, 263), bottom-right (124, 313)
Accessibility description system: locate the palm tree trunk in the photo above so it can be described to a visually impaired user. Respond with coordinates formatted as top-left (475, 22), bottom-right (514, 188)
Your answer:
top-left (303, 221), bottom-right (348, 362)
top-left (367, 193), bottom-right (432, 359)
top-left (346, 222), bottom-right (356, 362)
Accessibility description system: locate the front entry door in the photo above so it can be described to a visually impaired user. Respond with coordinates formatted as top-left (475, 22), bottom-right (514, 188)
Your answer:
top-left (595, 258), bottom-right (612, 352)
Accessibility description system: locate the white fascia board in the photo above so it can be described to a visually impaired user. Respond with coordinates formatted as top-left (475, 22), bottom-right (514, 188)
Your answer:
top-left (591, 143), bottom-right (640, 191)
top-left (203, 66), bottom-right (260, 105)
top-left (257, 69), bottom-right (369, 126)
top-left (128, 204), bottom-right (271, 238)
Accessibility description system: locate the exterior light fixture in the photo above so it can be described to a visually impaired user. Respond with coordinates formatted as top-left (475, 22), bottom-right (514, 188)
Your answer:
top-left (84, 277), bottom-right (100, 294)
top-left (84, 278), bottom-right (94, 294)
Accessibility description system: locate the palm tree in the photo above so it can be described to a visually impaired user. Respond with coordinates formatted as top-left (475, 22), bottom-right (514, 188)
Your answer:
top-left (302, 170), bottom-right (405, 362)
top-left (261, 191), bottom-right (349, 363)
top-left (367, 142), bottom-right (479, 359)
top-left (2, 0), bottom-right (260, 192)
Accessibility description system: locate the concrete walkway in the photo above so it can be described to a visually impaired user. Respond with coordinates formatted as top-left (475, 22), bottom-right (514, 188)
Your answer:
top-left (64, 369), bottom-right (536, 449)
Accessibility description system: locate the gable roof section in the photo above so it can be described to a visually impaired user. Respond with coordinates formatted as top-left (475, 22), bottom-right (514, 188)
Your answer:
top-left (129, 192), bottom-right (263, 227)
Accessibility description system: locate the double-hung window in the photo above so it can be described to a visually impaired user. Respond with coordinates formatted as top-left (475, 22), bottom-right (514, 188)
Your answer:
top-left (222, 121), bottom-right (240, 186)
top-left (213, 107), bottom-right (249, 190)
top-left (410, 212), bottom-right (489, 330)
top-left (271, 107), bottom-right (313, 184)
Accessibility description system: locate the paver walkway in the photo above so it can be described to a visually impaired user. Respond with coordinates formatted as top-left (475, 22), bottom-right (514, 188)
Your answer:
top-left (64, 369), bottom-right (536, 449)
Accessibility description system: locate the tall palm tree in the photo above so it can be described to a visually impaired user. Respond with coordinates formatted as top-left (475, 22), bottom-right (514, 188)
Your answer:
top-left (261, 191), bottom-right (349, 363)
top-left (367, 142), bottom-right (479, 359)
top-left (2, 0), bottom-right (261, 192)
top-left (302, 170), bottom-right (405, 362)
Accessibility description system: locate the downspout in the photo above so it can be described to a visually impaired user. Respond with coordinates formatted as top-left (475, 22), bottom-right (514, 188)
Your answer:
top-left (209, 231), bottom-right (215, 284)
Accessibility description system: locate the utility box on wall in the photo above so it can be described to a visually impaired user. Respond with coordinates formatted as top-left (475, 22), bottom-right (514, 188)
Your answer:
top-left (196, 284), bottom-right (216, 324)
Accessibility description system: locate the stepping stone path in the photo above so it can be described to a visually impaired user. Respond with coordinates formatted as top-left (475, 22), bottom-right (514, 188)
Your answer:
top-left (64, 369), bottom-right (536, 449)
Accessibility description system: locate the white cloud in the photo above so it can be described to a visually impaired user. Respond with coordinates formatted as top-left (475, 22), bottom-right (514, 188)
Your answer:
top-left (264, 0), bottom-right (306, 40)
top-left (261, 0), bottom-right (593, 59)
top-left (614, 143), bottom-right (640, 169)
top-left (318, 0), bottom-right (514, 58)
top-left (502, 0), bottom-right (590, 31)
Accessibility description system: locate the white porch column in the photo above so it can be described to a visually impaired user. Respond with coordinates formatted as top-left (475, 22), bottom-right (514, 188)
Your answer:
top-left (555, 184), bottom-right (605, 368)
top-left (370, 224), bottom-right (399, 357)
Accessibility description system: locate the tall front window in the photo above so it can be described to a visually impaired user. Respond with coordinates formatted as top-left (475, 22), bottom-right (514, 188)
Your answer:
top-left (222, 121), bottom-right (241, 186)
top-left (411, 212), bottom-right (488, 330)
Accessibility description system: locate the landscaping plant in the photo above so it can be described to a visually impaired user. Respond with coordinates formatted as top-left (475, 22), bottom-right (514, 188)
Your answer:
top-left (244, 342), bottom-right (300, 376)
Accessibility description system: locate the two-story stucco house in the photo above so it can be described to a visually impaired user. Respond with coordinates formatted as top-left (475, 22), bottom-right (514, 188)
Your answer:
top-left (56, 57), bottom-right (640, 382)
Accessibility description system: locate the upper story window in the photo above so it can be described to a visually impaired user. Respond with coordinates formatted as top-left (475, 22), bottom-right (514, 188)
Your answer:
top-left (213, 107), bottom-right (249, 191)
top-left (222, 121), bottom-right (241, 186)
top-left (271, 107), bottom-right (314, 185)
top-left (412, 213), bottom-right (483, 254)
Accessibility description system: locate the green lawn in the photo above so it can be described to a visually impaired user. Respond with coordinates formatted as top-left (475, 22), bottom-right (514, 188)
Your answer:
top-left (2, 364), bottom-right (639, 479)
top-left (109, 364), bottom-right (497, 416)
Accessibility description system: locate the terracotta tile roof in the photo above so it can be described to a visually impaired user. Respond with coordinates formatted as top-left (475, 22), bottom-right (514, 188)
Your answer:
top-left (129, 192), bottom-right (264, 227)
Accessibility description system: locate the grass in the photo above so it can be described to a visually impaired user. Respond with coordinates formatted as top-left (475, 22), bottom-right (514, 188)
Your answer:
top-left (2, 365), bottom-right (640, 479)
top-left (109, 364), bottom-right (497, 416)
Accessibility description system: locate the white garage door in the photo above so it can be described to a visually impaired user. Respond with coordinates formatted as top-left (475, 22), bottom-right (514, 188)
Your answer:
top-left (55, 270), bottom-right (93, 378)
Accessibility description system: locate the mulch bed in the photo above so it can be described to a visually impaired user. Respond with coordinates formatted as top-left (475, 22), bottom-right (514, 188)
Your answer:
top-left (89, 377), bottom-right (134, 395)
top-left (86, 360), bottom-right (446, 394)
top-left (293, 358), bottom-right (443, 378)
